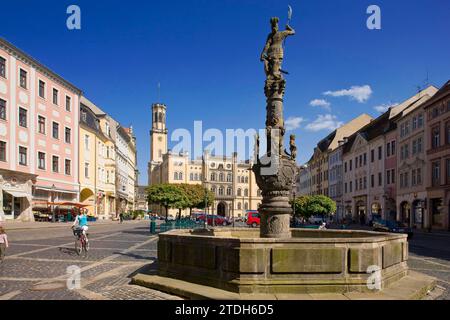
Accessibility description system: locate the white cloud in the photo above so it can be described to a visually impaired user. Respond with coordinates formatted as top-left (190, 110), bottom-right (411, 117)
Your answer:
top-left (310, 99), bottom-right (331, 110)
top-left (285, 117), bottom-right (305, 130)
top-left (373, 102), bottom-right (399, 113)
top-left (305, 114), bottom-right (343, 132)
top-left (323, 85), bottom-right (373, 103)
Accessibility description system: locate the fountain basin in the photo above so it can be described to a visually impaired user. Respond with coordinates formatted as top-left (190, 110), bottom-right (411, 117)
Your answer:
top-left (156, 228), bottom-right (409, 294)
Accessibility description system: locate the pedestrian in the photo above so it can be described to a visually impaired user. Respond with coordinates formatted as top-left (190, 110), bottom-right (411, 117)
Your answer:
top-left (119, 213), bottom-right (123, 224)
top-left (0, 226), bottom-right (9, 263)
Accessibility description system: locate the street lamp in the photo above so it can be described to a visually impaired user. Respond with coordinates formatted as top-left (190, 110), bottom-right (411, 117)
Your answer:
top-left (51, 184), bottom-right (56, 223)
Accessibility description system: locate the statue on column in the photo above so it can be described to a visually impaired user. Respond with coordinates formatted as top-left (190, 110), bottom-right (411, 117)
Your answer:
top-left (260, 17), bottom-right (295, 81)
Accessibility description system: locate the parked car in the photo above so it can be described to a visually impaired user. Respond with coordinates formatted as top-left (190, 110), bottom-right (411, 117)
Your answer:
top-left (246, 211), bottom-right (261, 228)
top-left (308, 216), bottom-right (325, 225)
top-left (167, 214), bottom-right (176, 221)
top-left (372, 219), bottom-right (413, 238)
top-left (192, 212), bottom-right (206, 221)
top-left (197, 214), bottom-right (231, 226)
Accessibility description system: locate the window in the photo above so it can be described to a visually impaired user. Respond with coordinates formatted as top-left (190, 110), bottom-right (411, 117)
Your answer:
top-left (355, 157), bottom-right (358, 169)
top-left (237, 188), bottom-right (242, 196)
top-left (378, 146), bottom-right (382, 160)
top-left (19, 69), bottom-right (27, 89)
top-left (371, 149), bottom-right (374, 162)
top-left (344, 162), bottom-right (347, 172)
top-left (210, 173), bottom-right (216, 181)
top-left (0, 98), bottom-right (6, 120)
top-left (227, 174), bottom-right (232, 182)
top-left (405, 121), bottom-right (410, 135)
top-left (39, 80), bottom-right (45, 98)
top-left (38, 116), bottom-right (45, 134)
top-left (0, 141), bottom-right (6, 161)
top-left (447, 122), bottom-right (450, 145)
top-left (349, 160), bottom-right (352, 171)
top-left (52, 122), bottom-right (59, 139)
top-left (218, 187), bottom-right (224, 196)
top-left (371, 175), bottom-right (374, 188)
top-left (391, 169), bottom-right (395, 184)
top-left (404, 172), bottom-right (409, 188)
top-left (363, 177), bottom-right (367, 189)
top-left (387, 142), bottom-right (391, 157)
top-left (417, 168), bottom-right (422, 185)
top-left (418, 114), bottom-right (424, 128)
top-left (417, 137), bottom-right (423, 153)
top-left (412, 140), bottom-right (417, 155)
top-left (244, 202), bottom-right (249, 210)
top-left (174, 172), bottom-right (178, 180)
top-left (238, 202), bottom-right (241, 210)
top-left (432, 127), bottom-right (440, 149)
top-left (447, 159), bottom-right (450, 184)
top-left (391, 141), bottom-right (396, 156)
top-left (363, 153), bottom-right (367, 165)
top-left (65, 159), bottom-right (71, 175)
top-left (412, 169), bottom-right (417, 186)
top-left (219, 172), bottom-right (224, 182)
top-left (244, 189), bottom-right (249, 197)
top-left (52, 156), bottom-right (59, 172)
top-left (65, 96), bottom-right (71, 111)
top-left (85, 163), bottom-right (89, 178)
top-left (227, 187), bottom-right (232, 196)
top-left (0, 56), bottom-right (5, 78)
top-left (38, 152), bottom-right (45, 170)
top-left (387, 170), bottom-right (391, 185)
top-left (85, 135), bottom-right (89, 150)
top-left (344, 183), bottom-right (347, 193)
top-left (179, 172), bottom-right (183, 180)
top-left (378, 172), bottom-right (382, 186)
top-left (19, 146), bottom-right (27, 166)
top-left (19, 107), bottom-right (27, 127)
top-left (349, 181), bottom-right (353, 192)
top-left (65, 127), bottom-right (71, 143)
top-left (412, 117), bottom-right (417, 130)
top-left (190, 173), bottom-right (193, 181)
top-left (52, 88), bottom-right (58, 105)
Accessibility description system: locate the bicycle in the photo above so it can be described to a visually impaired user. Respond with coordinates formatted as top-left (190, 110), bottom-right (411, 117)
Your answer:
top-left (72, 226), bottom-right (90, 256)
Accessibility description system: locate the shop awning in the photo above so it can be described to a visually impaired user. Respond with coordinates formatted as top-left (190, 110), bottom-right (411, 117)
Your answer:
top-left (3, 189), bottom-right (30, 198)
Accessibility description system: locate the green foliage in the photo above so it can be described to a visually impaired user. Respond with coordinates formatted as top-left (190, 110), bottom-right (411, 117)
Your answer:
top-left (292, 195), bottom-right (336, 218)
top-left (146, 183), bottom-right (189, 218)
top-left (146, 183), bottom-right (215, 219)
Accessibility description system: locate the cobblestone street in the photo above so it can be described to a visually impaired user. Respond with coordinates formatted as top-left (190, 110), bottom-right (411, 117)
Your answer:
top-left (0, 221), bottom-right (182, 300)
top-left (1, 221), bottom-right (449, 300)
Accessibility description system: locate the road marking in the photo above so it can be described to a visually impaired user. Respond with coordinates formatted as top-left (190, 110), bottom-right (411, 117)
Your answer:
top-left (7, 233), bottom-right (116, 258)
top-left (0, 290), bottom-right (22, 300)
top-left (409, 256), bottom-right (450, 269)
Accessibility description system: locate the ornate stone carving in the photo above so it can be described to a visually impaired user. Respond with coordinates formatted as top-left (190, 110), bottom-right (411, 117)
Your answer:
top-left (253, 16), bottom-right (298, 239)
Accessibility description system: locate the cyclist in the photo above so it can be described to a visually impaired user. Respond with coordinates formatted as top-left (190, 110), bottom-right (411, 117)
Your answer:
top-left (72, 209), bottom-right (89, 243)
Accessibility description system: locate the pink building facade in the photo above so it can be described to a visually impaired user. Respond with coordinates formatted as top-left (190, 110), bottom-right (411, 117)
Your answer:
top-left (0, 38), bottom-right (81, 221)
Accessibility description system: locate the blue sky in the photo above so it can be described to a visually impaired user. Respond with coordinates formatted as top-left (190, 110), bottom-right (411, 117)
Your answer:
top-left (2, 0), bottom-right (449, 185)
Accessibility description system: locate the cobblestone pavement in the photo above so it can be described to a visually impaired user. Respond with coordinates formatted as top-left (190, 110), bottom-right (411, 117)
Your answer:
top-left (408, 232), bottom-right (450, 300)
top-left (0, 221), bottom-right (182, 300)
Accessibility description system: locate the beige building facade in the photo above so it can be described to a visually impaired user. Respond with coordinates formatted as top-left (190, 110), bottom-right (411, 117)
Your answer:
top-left (147, 103), bottom-right (262, 218)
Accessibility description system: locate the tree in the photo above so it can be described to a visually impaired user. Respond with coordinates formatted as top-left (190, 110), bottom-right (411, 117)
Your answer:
top-left (146, 184), bottom-right (189, 220)
top-left (292, 195), bottom-right (336, 219)
top-left (177, 184), bottom-right (215, 218)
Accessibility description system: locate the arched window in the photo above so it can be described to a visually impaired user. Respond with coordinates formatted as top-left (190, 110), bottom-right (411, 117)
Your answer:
top-left (158, 112), bottom-right (163, 123)
top-left (199, 173), bottom-right (202, 181)
top-left (194, 173), bottom-right (198, 181)
top-left (238, 202), bottom-right (242, 210)
top-left (238, 176), bottom-right (241, 183)
top-left (219, 172), bottom-right (224, 182)
top-left (219, 187), bottom-right (224, 196)
top-left (154, 112), bottom-right (158, 123)
top-left (179, 172), bottom-right (183, 180)
top-left (210, 173), bottom-right (216, 181)
top-left (174, 172), bottom-right (178, 180)
top-left (237, 188), bottom-right (242, 197)
top-left (211, 186), bottom-right (216, 194)
top-left (190, 173), bottom-right (194, 181)
top-left (227, 174), bottom-right (232, 182)
top-left (227, 187), bottom-right (232, 196)
top-left (244, 189), bottom-right (249, 197)
top-left (245, 176), bottom-right (249, 183)
top-left (244, 202), bottom-right (249, 210)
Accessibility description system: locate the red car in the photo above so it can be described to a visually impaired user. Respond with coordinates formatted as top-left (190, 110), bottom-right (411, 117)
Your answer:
top-left (246, 211), bottom-right (260, 227)
top-left (197, 214), bottom-right (231, 226)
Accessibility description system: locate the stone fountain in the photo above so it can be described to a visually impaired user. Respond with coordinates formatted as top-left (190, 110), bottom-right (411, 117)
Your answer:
top-left (133, 16), bottom-right (437, 300)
